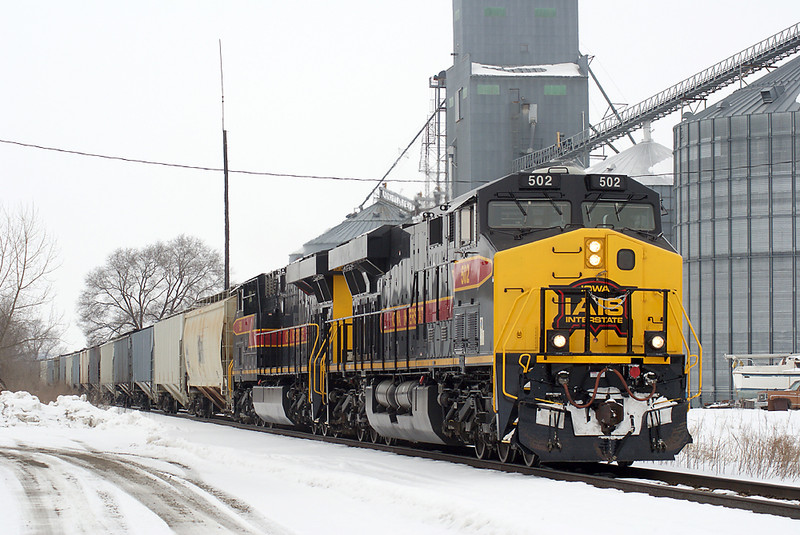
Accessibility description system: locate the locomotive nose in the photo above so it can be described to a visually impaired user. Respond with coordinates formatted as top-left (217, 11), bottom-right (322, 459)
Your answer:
top-left (596, 399), bottom-right (625, 435)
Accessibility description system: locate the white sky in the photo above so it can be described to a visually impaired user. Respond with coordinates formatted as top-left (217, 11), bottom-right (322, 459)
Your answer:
top-left (2, 1), bottom-right (798, 349)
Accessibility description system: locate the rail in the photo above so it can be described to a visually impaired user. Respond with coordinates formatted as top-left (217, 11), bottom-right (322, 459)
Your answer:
top-left (513, 21), bottom-right (800, 171)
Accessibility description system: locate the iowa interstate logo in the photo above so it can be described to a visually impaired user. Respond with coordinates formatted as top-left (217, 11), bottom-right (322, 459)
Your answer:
top-left (552, 278), bottom-right (630, 337)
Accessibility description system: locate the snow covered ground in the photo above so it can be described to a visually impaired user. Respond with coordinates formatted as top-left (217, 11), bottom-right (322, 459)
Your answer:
top-left (1, 391), bottom-right (798, 534)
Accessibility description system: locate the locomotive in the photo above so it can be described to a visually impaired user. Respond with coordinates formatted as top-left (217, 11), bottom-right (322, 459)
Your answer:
top-left (46, 167), bottom-right (701, 466)
top-left (230, 166), bottom-right (702, 465)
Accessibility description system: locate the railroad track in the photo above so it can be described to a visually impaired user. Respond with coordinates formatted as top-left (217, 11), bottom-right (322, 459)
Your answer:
top-left (167, 412), bottom-right (800, 520)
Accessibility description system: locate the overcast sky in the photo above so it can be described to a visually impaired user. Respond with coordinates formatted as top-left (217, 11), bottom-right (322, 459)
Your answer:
top-left (2, 1), bottom-right (798, 349)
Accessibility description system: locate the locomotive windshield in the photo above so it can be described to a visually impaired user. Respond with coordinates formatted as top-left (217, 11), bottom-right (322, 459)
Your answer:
top-left (582, 201), bottom-right (655, 231)
top-left (488, 199), bottom-right (571, 229)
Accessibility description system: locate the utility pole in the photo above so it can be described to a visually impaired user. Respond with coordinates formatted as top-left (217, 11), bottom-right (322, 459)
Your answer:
top-left (219, 40), bottom-right (230, 291)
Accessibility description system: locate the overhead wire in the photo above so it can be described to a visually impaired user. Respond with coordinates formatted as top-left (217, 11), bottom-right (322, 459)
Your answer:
top-left (0, 137), bottom-right (429, 183)
top-left (2, 137), bottom-right (795, 186)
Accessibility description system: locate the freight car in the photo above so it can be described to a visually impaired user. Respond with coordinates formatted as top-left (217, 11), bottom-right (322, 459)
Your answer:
top-left (49, 167), bottom-right (701, 466)
top-left (46, 296), bottom-right (237, 417)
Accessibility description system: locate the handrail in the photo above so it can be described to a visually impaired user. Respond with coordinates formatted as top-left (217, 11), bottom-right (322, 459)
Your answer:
top-left (493, 288), bottom-right (536, 410)
top-left (226, 359), bottom-right (235, 403)
top-left (666, 290), bottom-right (703, 402)
top-left (309, 335), bottom-right (325, 398)
top-left (311, 324), bottom-right (339, 400)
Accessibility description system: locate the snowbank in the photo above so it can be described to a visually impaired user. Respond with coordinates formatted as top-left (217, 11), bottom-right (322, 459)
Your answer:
top-left (0, 390), bottom-right (159, 431)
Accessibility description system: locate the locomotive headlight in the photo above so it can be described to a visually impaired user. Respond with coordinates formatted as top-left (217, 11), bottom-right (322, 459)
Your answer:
top-left (588, 254), bottom-right (602, 267)
top-left (552, 334), bottom-right (567, 348)
top-left (650, 335), bottom-right (665, 350)
top-left (588, 240), bottom-right (602, 253)
top-left (547, 330), bottom-right (570, 353)
top-left (645, 331), bottom-right (667, 355)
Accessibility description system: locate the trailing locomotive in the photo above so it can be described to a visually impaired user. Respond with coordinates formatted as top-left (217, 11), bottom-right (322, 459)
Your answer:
top-left (45, 167), bottom-right (701, 466)
top-left (230, 166), bottom-right (702, 465)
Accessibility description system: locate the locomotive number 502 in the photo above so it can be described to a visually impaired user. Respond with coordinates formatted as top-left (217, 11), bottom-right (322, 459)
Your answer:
top-left (598, 176), bottom-right (621, 188)
top-left (528, 175), bottom-right (553, 187)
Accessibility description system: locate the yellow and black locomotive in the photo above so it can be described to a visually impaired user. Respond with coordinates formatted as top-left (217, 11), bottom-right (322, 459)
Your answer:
top-left (231, 167), bottom-right (701, 465)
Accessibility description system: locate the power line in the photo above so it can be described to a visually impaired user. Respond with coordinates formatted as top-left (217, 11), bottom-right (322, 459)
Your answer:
top-left (3, 137), bottom-right (794, 186)
top-left (0, 137), bottom-right (428, 183)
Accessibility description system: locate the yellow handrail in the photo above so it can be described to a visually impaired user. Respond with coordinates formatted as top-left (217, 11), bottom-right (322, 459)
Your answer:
top-left (309, 335), bottom-right (324, 399)
top-left (667, 290), bottom-right (703, 402)
top-left (493, 288), bottom-right (536, 411)
top-left (310, 323), bottom-right (339, 400)
top-left (227, 359), bottom-right (234, 402)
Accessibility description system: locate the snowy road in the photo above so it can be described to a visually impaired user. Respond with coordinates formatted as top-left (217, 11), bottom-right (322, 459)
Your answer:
top-left (1, 392), bottom-right (798, 534)
top-left (0, 443), bottom-right (288, 534)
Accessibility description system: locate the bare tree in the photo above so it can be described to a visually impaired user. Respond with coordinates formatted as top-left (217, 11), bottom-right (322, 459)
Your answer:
top-left (78, 235), bottom-right (224, 344)
top-left (0, 206), bottom-right (62, 389)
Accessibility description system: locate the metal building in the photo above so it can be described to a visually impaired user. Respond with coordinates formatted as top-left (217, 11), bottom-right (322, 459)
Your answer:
top-left (674, 54), bottom-right (800, 403)
top-left (446, 0), bottom-right (589, 198)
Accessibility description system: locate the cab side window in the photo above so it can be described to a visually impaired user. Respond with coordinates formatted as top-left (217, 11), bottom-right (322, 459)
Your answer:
top-left (460, 205), bottom-right (474, 245)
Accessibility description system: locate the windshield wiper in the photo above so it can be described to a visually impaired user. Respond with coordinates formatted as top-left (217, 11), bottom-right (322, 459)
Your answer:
top-left (514, 225), bottom-right (563, 240)
top-left (505, 191), bottom-right (527, 218)
top-left (542, 191), bottom-right (563, 216)
top-left (618, 227), bottom-right (658, 241)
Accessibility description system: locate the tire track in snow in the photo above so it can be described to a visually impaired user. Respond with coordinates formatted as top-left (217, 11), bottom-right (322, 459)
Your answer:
top-left (0, 444), bottom-right (293, 534)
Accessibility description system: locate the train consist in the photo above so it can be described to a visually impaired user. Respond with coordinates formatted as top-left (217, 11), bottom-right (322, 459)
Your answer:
top-left (43, 167), bottom-right (702, 465)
